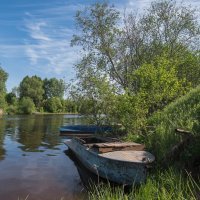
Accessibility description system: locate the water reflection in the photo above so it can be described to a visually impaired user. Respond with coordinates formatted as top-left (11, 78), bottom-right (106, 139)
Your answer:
top-left (17, 115), bottom-right (60, 151)
top-left (0, 117), bottom-right (6, 160)
top-left (0, 114), bottom-right (87, 200)
top-left (2, 114), bottom-right (85, 152)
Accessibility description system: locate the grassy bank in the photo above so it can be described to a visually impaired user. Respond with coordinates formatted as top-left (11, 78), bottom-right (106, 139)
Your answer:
top-left (89, 86), bottom-right (200, 199)
top-left (145, 85), bottom-right (200, 165)
top-left (89, 169), bottom-right (200, 200)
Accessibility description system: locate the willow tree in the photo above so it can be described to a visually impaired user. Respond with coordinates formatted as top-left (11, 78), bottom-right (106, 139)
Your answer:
top-left (71, 0), bottom-right (200, 131)
top-left (72, 1), bottom-right (199, 91)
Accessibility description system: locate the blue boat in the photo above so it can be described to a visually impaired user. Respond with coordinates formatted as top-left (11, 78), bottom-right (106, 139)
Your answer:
top-left (65, 137), bottom-right (155, 185)
top-left (59, 125), bottom-right (112, 137)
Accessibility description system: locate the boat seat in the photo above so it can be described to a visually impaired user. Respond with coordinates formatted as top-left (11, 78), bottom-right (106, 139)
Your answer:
top-left (100, 150), bottom-right (155, 163)
top-left (85, 142), bottom-right (145, 153)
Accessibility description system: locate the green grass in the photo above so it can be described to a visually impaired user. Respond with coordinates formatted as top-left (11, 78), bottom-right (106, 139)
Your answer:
top-left (145, 86), bottom-right (200, 163)
top-left (89, 169), bottom-right (200, 200)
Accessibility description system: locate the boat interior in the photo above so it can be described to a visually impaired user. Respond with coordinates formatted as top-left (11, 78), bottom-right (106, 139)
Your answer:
top-left (78, 136), bottom-right (116, 144)
top-left (76, 137), bottom-right (145, 153)
top-left (74, 137), bottom-right (154, 163)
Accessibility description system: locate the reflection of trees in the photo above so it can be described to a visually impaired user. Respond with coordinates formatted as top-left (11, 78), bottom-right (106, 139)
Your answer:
top-left (39, 114), bottom-right (84, 149)
top-left (17, 115), bottom-right (64, 151)
top-left (17, 116), bottom-right (45, 151)
top-left (42, 115), bottom-right (63, 148)
top-left (63, 115), bottom-right (86, 125)
top-left (0, 115), bottom-right (85, 153)
top-left (0, 118), bottom-right (6, 160)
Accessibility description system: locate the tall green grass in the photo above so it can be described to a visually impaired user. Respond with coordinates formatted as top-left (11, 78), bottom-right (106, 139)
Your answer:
top-left (89, 169), bottom-right (200, 200)
top-left (146, 86), bottom-right (200, 162)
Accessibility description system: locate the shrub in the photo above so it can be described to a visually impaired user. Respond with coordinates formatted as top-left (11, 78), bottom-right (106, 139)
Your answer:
top-left (44, 97), bottom-right (63, 113)
top-left (18, 97), bottom-right (36, 114)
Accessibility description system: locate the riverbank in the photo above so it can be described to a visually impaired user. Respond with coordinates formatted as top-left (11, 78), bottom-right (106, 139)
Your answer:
top-left (33, 112), bottom-right (79, 115)
top-left (1, 112), bottom-right (79, 116)
top-left (89, 86), bottom-right (200, 199)
top-left (88, 169), bottom-right (199, 200)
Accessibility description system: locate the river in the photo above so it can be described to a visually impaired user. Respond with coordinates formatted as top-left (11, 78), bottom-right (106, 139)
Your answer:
top-left (0, 114), bottom-right (87, 200)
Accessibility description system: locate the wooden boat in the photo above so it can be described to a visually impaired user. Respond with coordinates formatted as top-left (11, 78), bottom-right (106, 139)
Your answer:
top-left (65, 137), bottom-right (155, 185)
top-left (59, 125), bottom-right (112, 137)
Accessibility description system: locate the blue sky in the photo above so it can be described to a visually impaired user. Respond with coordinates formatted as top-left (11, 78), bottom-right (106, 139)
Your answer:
top-left (0, 0), bottom-right (199, 92)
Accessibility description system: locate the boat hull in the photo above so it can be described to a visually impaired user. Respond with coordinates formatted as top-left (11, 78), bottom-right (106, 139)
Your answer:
top-left (65, 139), bottom-right (149, 185)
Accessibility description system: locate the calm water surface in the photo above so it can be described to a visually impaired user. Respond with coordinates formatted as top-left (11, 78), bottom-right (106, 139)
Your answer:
top-left (0, 114), bottom-right (87, 200)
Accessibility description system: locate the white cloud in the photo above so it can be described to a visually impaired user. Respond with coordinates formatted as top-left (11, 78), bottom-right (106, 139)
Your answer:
top-left (22, 2), bottom-right (82, 78)
top-left (115, 0), bottom-right (151, 14)
top-left (125, 0), bottom-right (200, 12)
top-left (0, 44), bottom-right (27, 58)
top-left (24, 18), bottom-right (80, 77)
top-left (26, 21), bottom-right (51, 41)
top-left (26, 47), bottom-right (39, 64)
top-left (127, 0), bottom-right (151, 10)
top-left (1, 2), bottom-right (84, 80)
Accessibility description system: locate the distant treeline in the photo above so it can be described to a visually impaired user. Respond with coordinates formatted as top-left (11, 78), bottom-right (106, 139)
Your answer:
top-left (0, 72), bottom-right (79, 114)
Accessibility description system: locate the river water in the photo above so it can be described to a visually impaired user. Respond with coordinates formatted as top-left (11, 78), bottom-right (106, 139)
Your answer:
top-left (0, 114), bottom-right (87, 200)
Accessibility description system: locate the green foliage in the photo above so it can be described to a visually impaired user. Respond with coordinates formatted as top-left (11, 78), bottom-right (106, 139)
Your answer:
top-left (71, 2), bottom-right (124, 89)
top-left (176, 50), bottom-right (200, 87)
top-left (71, 75), bottom-right (116, 125)
top-left (112, 54), bottom-right (188, 133)
top-left (5, 89), bottom-right (18, 115)
top-left (6, 105), bottom-right (18, 115)
top-left (19, 76), bottom-right (44, 109)
top-left (133, 55), bottom-right (189, 113)
top-left (139, 1), bottom-right (200, 59)
top-left (0, 67), bottom-right (8, 94)
top-left (0, 67), bottom-right (8, 111)
top-left (43, 78), bottom-right (65, 99)
top-left (0, 93), bottom-right (7, 111)
top-left (5, 92), bottom-right (17, 105)
top-left (18, 97), bottom-right (36, 114)
top-left (62, 99), bottom-right (79, 113)
top-left (17, 76), bottom-right (66, 113)
top-left (110, 93), bottom-right (148, 134)
top-left (44, 97), bottom-right (63, 113)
